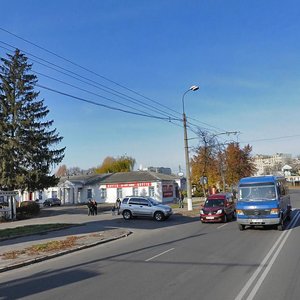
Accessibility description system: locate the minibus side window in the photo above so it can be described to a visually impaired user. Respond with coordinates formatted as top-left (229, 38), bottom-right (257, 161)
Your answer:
top-left (277, 184), bottom-right (281, 197)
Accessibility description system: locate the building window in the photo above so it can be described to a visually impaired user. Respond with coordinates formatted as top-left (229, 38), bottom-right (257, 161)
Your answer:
top-left (117, 188), bottom-right (122, 199)
top-left (149, 186), bottom-right (154, 197)
top-left (52, 191), bottom-right (58, 198)
top-left (87, 189), bottom-right (92, 199)
top-left (100, 188), bottom-right (107, 199)
top-left (133, 187), bottom-right (138, 196)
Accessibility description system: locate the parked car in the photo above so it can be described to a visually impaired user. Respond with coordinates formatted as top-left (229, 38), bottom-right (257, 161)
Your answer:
top-left (200, 193), bottom-right (235, 223)
top-left (43, 198), bottom-right (61, 207)
top-left (120, 196), bottom-right (173, 221)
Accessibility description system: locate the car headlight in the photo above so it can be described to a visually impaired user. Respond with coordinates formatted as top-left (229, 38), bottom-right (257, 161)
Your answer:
top-left (200, 209), bottom-right (204, 214)
top-left (216, 209), bottom-right (223, 214)
top-left (270, 208), bottom-right (279, 215)
top-left (236, 209), bottom-right (244, 215)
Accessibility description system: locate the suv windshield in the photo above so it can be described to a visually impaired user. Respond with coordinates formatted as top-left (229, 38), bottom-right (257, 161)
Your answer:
top-left (204, 199), bottom-right (225, 207)
top-left (239, 184), bottom-right (276, 201)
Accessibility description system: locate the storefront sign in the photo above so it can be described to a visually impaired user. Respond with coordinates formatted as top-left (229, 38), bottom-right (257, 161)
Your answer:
top-left (106, 182), bottom-right (152, 188)
top-left (162, 184), bottom-right (173, 198)
top-left (0, 191), bottom-right (17, 196)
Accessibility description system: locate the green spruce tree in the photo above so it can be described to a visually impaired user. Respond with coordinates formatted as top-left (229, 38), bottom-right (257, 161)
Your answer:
top-left (0, 49), bottom-right (65, 192)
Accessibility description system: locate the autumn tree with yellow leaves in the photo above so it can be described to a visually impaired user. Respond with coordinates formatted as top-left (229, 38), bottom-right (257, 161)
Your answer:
top-left (191, 131), bottom-right (256, 194)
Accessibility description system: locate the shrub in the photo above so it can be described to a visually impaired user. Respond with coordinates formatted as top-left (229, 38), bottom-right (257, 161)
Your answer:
top-left (17, 201), bottom-right (40, 219)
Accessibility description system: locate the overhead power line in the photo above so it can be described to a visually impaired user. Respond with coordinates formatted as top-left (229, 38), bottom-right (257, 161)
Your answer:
top-left (0, 41), bottom-right (178, 121)
top-left (0, 27), bottom-right (230, 133)
top-left (36, 83), bottom-right (179, 121)
top-left (241, 134), bottom-right (300, 143)
top-left (0, 28), bottom-right (184, 117)
top-left (0, 41), bottom-right (218, 134)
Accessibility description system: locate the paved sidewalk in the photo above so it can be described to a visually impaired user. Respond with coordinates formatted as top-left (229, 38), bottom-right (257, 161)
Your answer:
top-left (0, 206), bottom-right (131, 273)
top-left (0, 203), bottom-right (199, 273)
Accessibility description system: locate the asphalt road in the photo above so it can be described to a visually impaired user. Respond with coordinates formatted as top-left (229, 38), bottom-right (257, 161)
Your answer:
top-left (1, 189), bottom-right (300, 300)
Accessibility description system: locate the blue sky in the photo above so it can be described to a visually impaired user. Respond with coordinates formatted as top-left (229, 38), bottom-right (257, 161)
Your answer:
top-left (1, 0), bottom-right (300, 174)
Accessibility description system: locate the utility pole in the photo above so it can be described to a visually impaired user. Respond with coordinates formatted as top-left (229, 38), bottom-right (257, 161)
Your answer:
top-left (182, 85), bottom-right (199, 211)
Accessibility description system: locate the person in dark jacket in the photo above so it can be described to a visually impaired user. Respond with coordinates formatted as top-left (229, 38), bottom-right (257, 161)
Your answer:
top-left (87, 199), bottom-right (94, 216)
top-left (92, 199), bottom-right (98, 215)
top-left (116, 198), bottom-right (121, 215)
top-left (179, 191), bottom-right (184, 208)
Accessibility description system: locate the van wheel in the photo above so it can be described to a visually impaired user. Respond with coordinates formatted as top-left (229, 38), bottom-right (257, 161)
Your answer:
top-left (154, 211), bottom-right (164, 221)
top-left (278, 214), bottom-right (284, 231)
top-left (123, 210), bottom-right (132, 220)
top-left (277, 223), bottom-right (284, 231)
top-left (238, 224), bottom-right (245, 231)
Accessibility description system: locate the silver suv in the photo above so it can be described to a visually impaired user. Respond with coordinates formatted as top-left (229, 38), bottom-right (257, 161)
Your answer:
top-left (120, 196), bottom-right (173, 221)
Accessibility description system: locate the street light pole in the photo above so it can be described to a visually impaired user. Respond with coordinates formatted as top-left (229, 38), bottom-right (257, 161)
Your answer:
top-left (182, 85), bottom-right (199, 211)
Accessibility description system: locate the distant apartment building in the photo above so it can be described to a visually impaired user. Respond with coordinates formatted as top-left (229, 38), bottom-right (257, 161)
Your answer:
top-left (145, 166), bottom-right (172, 175)
top-left (253, 153), bottom-right (292, 175)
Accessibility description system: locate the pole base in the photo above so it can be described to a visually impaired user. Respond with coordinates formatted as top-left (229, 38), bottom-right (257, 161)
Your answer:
top-left (187, 198), bottom-right (193, 211)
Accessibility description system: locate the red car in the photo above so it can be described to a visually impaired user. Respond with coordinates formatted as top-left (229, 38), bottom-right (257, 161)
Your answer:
top-left (200, 193), bottom-right (235, 223)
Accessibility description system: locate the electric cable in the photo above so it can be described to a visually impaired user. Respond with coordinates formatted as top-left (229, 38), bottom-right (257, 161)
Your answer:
top-left (0, 28), bottom-right (230, 132)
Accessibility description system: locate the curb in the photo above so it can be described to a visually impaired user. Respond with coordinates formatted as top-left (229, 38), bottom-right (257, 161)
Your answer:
top-left (0, 231), bottom-right (132, 273)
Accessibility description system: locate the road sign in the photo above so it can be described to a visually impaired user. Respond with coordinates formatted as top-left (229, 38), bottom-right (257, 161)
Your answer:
top-left (200, 176), bottom-right (208, 185)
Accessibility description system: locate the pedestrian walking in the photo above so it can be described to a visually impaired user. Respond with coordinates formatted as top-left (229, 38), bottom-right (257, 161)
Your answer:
top-left (179, 192), bottom-right (184, 208)
top-left (92, 199), bottom-right (98, 215)
top-left (116, 198), bottom-right (121, 215)
top-left (87, 199), bottom-right (94, 216)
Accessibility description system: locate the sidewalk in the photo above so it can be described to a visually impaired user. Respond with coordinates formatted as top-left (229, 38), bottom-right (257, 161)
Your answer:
top-left (0, 206), bottom-right (131, 273)
top-left (0, 203), bottom-right (200, 273)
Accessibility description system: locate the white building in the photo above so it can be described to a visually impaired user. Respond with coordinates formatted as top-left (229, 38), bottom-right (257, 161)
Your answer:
top-left (253, 153), bottom-right (292, 176)
top-left (42, 171), bottom-right (181, 204)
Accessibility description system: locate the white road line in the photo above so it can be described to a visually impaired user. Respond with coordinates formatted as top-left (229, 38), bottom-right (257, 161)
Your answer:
top-left (246, 212), bottom-right (300, 300)
top-left (235, 211), bottom-right (300, 300)
top-left (217, 224), bottom-right (228, 229)
top-left (145, 248), bottom-right (175, 262)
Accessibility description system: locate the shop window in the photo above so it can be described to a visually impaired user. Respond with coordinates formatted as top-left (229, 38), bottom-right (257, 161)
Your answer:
top-left (117, 188), bottom-right (122, 199)
top-left (133, 187), bottom-right (138, 196)
top-left (87, 189), bottom-right (92, 199)
top-left (149, 186), bottom-right (154, 197)
top-left (100, 188), bottom-right (107, 199)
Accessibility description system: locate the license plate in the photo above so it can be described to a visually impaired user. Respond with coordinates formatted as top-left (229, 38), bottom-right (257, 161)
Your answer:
top-left (251, 219), bottom-right (263, 223)
top-left (206, 216), bottom-right (214, 220)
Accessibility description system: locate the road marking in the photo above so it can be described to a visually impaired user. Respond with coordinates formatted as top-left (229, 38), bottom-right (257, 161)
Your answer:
top-left (145, 248), bottom-right (175, 262)
top-left (217, 224), bottom-right (228, 229)
top-left (235, 211), bottom-right (300, 300)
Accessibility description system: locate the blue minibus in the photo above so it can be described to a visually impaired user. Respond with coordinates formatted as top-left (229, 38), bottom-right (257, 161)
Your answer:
top-left (236, 175), bottom-right (291, 231)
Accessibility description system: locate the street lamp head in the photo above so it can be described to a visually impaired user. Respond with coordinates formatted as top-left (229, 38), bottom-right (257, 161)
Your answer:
top-left (189, 85), bottom-right (199, 91)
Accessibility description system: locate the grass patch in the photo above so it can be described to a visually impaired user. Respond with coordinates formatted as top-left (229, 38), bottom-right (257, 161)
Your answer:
top-left (1, 236), bottom-right (81, 259)
top-left (0, 223), bottom-right (76, 239)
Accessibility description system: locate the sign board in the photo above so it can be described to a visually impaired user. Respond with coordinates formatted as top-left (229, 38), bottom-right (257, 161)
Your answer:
top-left (0, 191), bottom-right (17, 196)
top-left (200, 176), bottom-right (208, 185)
top-left (0, 190), bottom-right (17, 220)
top-left (106, 182), bottom-right (152, 188)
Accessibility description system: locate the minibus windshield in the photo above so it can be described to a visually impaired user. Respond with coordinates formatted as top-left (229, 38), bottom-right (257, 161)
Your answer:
top-left (239, 184), bottom-right (276, 201)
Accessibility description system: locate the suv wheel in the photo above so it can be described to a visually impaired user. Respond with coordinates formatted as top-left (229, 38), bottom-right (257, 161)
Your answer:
top-left (123, 210), bottom-right (132, 220)
top-left (154, 211), bottom-right (164, 221)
